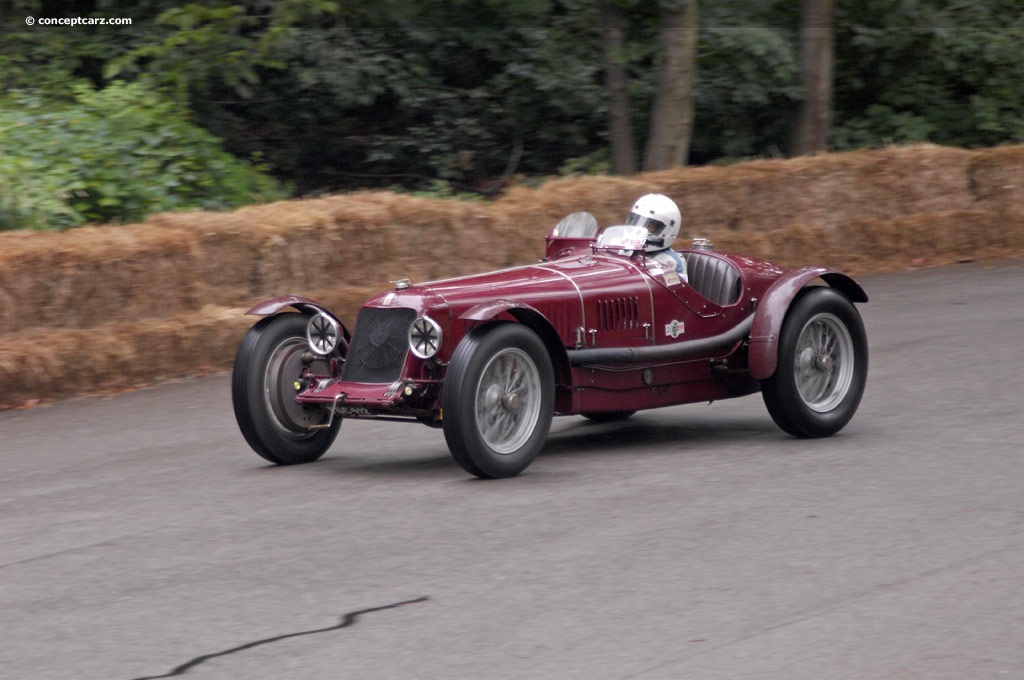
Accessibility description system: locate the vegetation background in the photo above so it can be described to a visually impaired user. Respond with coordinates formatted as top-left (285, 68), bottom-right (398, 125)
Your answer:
top-left (2, 0), bottom-right (1023, 231)
top-left (1, 0), bottom-right (1023, 407)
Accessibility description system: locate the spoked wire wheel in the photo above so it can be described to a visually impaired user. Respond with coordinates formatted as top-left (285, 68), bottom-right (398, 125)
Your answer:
top-left (443, 323), bottom-right (554, 478)
top-left (475, 347), bottom-right (544, 454)
top-left (762, 288), bottom-right (868, 438)
top-left (793, 312), bottom-right (855, 413)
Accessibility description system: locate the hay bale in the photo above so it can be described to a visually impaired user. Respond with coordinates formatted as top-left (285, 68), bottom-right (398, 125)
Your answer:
top-left (968, 145), bottom-right (1024, 214)
top-left (0, 305), bottom-right (252, 406)
top-left (496, 174), bottom-right (655, 233)
top-left (647, 144), bottom-right (975, 234)
top-left (701, 208), bottom-right (1024, 274)
top-left (4, 142), bottom-right (1024, 409)
top-left (0, 224), bottom-right (201, 333)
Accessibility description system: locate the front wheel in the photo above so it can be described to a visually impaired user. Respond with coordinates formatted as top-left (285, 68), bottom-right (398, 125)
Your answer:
top-left (761, 287), bottom-right (868, 438)
top-left (232, 313), bottom-right (342, 464)
top-left (443, 323), bottom-right (555, 479)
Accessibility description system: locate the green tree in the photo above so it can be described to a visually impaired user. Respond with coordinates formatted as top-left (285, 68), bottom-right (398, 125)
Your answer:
top-left (642, 0), bottom-right (699, 170)
top-left (832, 0), bottom-right (1024, 149)
top-left (4, 0), bottom-right (1024, 217)
top-left (601, 1), bottom-right (637, 175)
top-left (104, 0), bottom-right (607, 193)
top-left (0, 81), bottom-right (284, 230)
top-left (690, 1), bottom-right (801, 162)
top-left (792, 0), bottom-right (835, 155)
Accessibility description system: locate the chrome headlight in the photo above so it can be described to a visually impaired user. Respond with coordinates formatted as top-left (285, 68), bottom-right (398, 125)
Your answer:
top-left (307, 312), bottom-right (341, 355)
top-left (408, 316), bottom-right (442, 359)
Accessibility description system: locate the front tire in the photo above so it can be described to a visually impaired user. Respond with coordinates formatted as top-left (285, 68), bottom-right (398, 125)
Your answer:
top-left (232, 313), bottom-right (342, 464)
top-left (761, 288), bottom-right (868, 438)
top-left (443, 323), bottom-right (555, 479)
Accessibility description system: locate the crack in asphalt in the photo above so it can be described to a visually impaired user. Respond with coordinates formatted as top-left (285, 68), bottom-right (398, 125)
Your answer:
top-left (128, 596), bottom-right (429, 680)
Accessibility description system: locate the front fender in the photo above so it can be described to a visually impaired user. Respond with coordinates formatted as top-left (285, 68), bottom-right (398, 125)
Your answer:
top-left (245, 295), bottom-right (351, 345)
top-left (748, 267), bottom-right (867, 380)
top-left (459, 300), bottom-right (572, 388)
top-left (459, 299), bottom-right (532, 322)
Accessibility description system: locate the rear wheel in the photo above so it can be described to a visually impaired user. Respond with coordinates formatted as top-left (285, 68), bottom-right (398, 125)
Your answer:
top-left (232, 313), bottom-right (341, 464)
top-left (443, 323), bottom-right (554, 478)
top-left (761, 288), bottom-right (868, 438)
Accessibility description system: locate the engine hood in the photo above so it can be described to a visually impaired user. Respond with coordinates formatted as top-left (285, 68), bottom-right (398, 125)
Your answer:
top-left (364, 255), bottom-right (650, 319)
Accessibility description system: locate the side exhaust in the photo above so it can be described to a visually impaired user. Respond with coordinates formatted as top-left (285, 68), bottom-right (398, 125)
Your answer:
top-left (567, 315), bottom-right (754, 366)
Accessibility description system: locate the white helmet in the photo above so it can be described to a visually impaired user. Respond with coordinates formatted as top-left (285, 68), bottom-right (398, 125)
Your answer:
top-left (626, 193), bottom-right (681, 252)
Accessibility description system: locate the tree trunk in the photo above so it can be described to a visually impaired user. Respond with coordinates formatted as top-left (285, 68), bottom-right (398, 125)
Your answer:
top-left (792, 0), bottom-right (834, 156)
top-left (642, 0), bottom-right (698, 171)
top-left (601, 2), bottom-right (636, 176)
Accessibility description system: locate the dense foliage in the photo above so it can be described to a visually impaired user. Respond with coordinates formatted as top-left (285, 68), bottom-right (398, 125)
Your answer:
top-left (1, 0), bottom-right (1022, 230)
top-left (0, 81), bottom-right (284, 230)
top-left (832, 0), bottom-right (1024, 149)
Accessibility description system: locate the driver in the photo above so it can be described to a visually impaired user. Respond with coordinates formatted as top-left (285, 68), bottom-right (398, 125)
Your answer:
top-left (626, 193), bottom-right (687, 283)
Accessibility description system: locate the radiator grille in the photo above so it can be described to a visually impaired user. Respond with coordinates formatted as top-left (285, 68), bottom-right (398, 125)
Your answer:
top-left (341, 307), bottom-right (416, 383)
top-left (596, 297), bottom-right (640, 332)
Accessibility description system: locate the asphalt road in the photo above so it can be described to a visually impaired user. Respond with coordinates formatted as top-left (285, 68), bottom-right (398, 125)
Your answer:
top-left (2, 260), bottom-right (1022, 680)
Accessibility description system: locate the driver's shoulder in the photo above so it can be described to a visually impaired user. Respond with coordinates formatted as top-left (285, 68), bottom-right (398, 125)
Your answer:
top-left (652, 248), bottom-right (686, 274)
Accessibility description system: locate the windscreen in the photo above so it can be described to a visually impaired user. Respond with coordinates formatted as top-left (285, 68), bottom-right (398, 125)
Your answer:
top-left (595, 225), bottom-right (648, 252)
top-left (550, 212), bottom-right (599, 239)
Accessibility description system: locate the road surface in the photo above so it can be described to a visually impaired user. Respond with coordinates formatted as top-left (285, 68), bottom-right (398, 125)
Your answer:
top-left (2, 260), bottom-right (1022, 679)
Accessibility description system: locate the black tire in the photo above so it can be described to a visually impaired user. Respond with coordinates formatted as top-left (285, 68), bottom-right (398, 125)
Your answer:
top-left (582, 411), bottom-right (636, 423)
top-left (761, 287), bottom-right (868, 438)
top-left (443, 323), bottom-right (555, 479)
top-left (232, 313), bottom-right (341, 464)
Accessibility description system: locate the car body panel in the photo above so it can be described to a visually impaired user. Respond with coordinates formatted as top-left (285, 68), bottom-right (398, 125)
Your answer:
top-left (233, 212), bottom-right (869, 478)
top-left (244, 295), bottom-right (352, 349)
top-left (245, 221), bottom-right (864, 424)
top-left (747, 267), bottom-right (868, 380)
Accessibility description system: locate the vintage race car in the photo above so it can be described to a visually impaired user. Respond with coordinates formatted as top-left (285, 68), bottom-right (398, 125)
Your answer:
top-left (232, 212), bottom-right (868, 478)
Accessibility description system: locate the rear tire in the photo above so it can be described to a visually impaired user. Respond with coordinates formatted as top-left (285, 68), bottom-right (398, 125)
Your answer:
top-left (443, 323), bottom-right (554, 479)
top-left (232, 313), bottom-right (341, 464)
top-left (761, 288), bottom-right (868, 438)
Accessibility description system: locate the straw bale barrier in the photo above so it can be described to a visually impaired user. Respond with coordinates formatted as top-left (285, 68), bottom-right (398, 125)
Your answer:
top-left (2, 143), bottom-right (1023, 408)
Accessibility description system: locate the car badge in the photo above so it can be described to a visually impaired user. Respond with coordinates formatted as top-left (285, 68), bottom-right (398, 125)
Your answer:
top-left (665, 320), bottom-right (685, 338)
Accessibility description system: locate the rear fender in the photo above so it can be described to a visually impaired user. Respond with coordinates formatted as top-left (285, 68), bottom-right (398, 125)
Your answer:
top-left (245, 295), bottom-right (352, 346)
top-left (748, 268), bottom-right (868, 380)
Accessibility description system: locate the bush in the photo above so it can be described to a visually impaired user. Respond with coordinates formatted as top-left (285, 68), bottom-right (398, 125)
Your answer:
top-left (0, 81), bottom-right (286, 231)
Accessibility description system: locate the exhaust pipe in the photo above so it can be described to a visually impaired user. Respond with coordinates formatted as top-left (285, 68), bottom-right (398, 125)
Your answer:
top-left (567, 315), bottom-right (754, 366)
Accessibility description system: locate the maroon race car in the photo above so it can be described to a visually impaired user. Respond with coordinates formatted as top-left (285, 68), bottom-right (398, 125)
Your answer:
top-left (232, 210), bottom-right (868, 478)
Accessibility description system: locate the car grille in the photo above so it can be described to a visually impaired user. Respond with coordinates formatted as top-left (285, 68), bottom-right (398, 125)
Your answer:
top-left (341, 307), bottom-right (416, 383)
